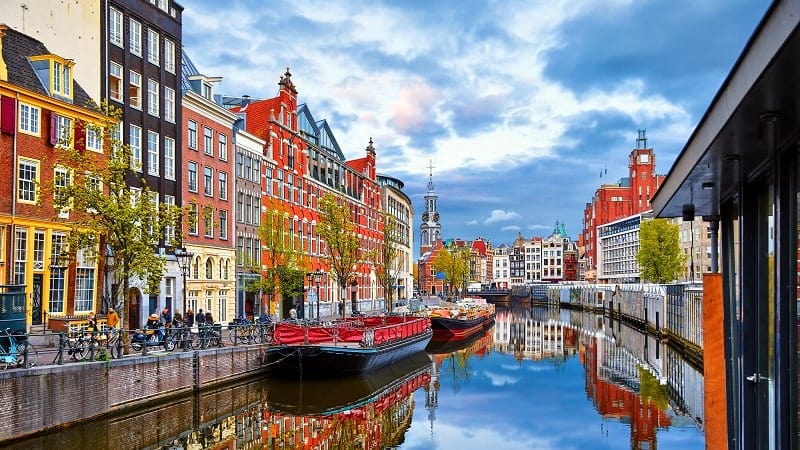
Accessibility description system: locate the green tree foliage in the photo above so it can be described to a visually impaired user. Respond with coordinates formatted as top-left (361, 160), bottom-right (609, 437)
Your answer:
top-left (52, 103), bottom-right (182, 335)
top-left (245, 197), bottom-right (308, 316)
top-left (317, 193), bottom-right (360, 316)
top-left (367, 211), bottom-right (400, 311)
top-left (637, 218), bottom-right (686, 283)
top-left (432, 245), bottom-right (470, 299)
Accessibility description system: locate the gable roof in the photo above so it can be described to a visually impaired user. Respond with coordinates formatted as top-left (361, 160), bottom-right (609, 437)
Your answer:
top-left (0, 26), bottom-right (93, 108)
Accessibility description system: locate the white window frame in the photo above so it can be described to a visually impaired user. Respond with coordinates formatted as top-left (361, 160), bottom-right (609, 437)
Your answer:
top-left (54, 115), bottom-right (73, 148)
top-left (164, 194), bottom-right (176, 242)
top-left (203, 166), bottom-right (213, 196)
top-left (109, 61), bottom-right (124, 102)
top-left (147, 130), bottom-right (159, 176)
top-left (147, 28), bottom-right (160, 65)
top-left (86, 126), bottom-right (102, 152)
top-left (129, 19), bottom-right (142, 56)
top-left (109, 8), bottom-right (123, 47)
top-left (164, 38), bottom-right (176, 73)
top-left (188, 162), bottom-right (197, 192)
top-left (219, 210), bottom-right (228, 240)
top-left (218, 172), bottom-right (227, 200)
top-left (218, 133), bottom-right (227, 161)
top-left (18, 103), bottom-right (40, 136)
top-left (164, 86), bottom-right (175, 123)
top-left (54, 166), bottom-right (71, 218)
top-left (129, 71), bottom-right (142, 109)
top-left (164, 137), bottom-right (175, 180)
top-left (188, 120), bottom-right (197, 149)
top-left (130, 125), bottom-right (142, 171)
top-left (147, 79), bottom-right (159, 117)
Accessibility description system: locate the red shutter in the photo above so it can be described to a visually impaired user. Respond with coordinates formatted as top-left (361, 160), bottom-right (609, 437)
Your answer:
top-left (0, 96), bottom-right (15, 135)
top-left (74, 120), bottom-right (85, 151)
top-left (49, 112), bottom-right (58, 146)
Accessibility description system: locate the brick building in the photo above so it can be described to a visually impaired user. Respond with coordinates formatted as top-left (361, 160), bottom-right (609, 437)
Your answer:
top-left (582, 130), bottom-right (664, 280)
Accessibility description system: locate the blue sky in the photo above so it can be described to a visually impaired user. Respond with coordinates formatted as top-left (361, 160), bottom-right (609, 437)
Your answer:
top-left (182, 0), bottom-right (771, 250)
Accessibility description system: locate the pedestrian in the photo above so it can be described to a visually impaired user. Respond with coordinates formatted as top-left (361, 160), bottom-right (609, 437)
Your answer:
top-left (205, 311), bottom-right (214, 325)
top-left (185, 309), bottom-right (194, 328)
top-left (106, 307), bottom-right (120, 330)
top-left (160, 307), bottom-right (171, 328)
top-left (86, 312), bottom-right (98, 333)
top-left (196, 309), bottom-right (206, 327)
top-left (172, 312), bottom-right (183, 328)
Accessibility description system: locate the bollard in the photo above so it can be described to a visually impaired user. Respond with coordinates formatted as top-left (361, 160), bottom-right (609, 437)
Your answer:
top-left (89, 333), bottom-right (96, 361)
top-left (183, 328), bottom-right (189, 352)
top-left (116, 331), bottom-right (123, 358)
top-left (57, 332), bottom-right (65, 365)
top-left (142, 333), bottom-right (148, 356)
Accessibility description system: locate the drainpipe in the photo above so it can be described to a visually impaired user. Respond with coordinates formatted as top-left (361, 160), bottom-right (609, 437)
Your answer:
top-left (9, 92), bottom-right (19, 282)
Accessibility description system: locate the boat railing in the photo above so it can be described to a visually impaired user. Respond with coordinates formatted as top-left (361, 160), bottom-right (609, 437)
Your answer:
top-left (272, 316), bottom-right (431, 347)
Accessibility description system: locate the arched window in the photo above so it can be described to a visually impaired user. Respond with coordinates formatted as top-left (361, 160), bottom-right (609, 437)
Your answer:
top-left (192, 257), bottom-right (200, 279)
top-left (205, 258), bottom-right (213, 279)
top-left (218, 259), bottom-right (224, 279)
top-left (224, 259), bottom-right (229, 279)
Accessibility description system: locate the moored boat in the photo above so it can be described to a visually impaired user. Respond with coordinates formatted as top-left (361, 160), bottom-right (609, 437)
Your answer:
top-left (266, 315), bottom-right (432, 378)
top-left (427, 297), bottom-right (496, 342)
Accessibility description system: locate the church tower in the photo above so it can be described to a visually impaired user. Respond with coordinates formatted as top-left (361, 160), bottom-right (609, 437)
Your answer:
top-left (420, 161), bottom-right (441, 256)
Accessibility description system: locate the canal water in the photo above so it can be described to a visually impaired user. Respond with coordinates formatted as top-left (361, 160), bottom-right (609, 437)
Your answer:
top-left (6, 304), bottom-right (704, 449)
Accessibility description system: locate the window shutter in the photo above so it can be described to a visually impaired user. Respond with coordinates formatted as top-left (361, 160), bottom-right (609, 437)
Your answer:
top-left (49, 112), bottom-right (58, 146)
top-left (74, 120), bottom-right (85, 151)
top-left (0, 96), bottom-right (15, 135)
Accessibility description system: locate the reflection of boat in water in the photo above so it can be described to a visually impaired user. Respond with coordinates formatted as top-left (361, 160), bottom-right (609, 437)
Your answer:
top-left (426, 327), bottom-right (493, 355)
top-left (266, 351), bottom-right (432, 416)
top-left (428, 297), bottom-right (495, 341)
top-left (267, 315), bottom-right (432, 378)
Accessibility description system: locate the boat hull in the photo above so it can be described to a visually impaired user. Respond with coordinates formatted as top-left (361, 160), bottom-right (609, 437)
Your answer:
top-left (430, 313), bottom-right (495, 341)
top-left (266, 328), bottom-right (433, 378)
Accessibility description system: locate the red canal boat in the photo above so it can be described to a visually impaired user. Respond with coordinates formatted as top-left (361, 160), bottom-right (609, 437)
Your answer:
top-left (266, 315), bottom-right (432, 378)
top-left (427, 297), bottom-right (496, 342)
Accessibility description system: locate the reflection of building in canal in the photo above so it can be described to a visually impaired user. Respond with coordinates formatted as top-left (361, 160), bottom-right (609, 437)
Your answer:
top-left (492, 307), bottom-right (579, 361)
top-left (583, 334), bottom-right (673, 449)
top-left (262, 371), bottom-right (429, 448)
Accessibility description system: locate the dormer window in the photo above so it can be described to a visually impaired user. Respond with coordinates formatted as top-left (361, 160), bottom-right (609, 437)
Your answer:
top-left (201, 82), bottom-right (212, 100)
top-left (29, 55), bottom-right (75, 101)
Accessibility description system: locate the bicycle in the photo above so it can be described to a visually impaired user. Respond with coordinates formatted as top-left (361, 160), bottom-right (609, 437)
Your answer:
top-left (229, 317), bottom-right (259, 344)
top-left (0, 328), bottom-right (38, 370)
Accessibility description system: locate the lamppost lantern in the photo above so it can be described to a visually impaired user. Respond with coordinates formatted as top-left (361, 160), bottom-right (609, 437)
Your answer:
top-left (174, 247), bottom-right (193, 316)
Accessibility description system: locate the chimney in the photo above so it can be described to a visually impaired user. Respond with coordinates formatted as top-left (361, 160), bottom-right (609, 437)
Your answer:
top-left (241, 95), bottom-right (250, 107)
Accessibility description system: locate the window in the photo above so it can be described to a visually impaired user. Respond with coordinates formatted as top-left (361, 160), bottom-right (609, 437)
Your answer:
top-left (49, 233), bottom-right (67, 314)
top-left (109, 8), bottom-right (123, 47)
top-left (203, 127), bottom-right (213, 155)
top-left (164, 87), bottom-right (175, 123)
top-left (201, 82), bottom-right (212, 100)
top-left (219, 210), bottom-right (228, 240)
top-left (52, 60), bottom-right (71, 98)
top-left (235, 153), bottom-right (242, 177)
top-left (129, 19), bottom-right (141, 56)
top-left (129, 71), bottom-right (142, 109)
top-left (236, 192), bottom-right (243, 223)
top-left (53, 114), bottom-right (73, 148)
top-left (188, 162), bottom-right (197, 192)
top-left (75, 268), bottom-right (95, 312)
top-left (54, 166), bottom-right (71, 218)
top-left (205, 259), bottom-right (213, 279)
top-left (147, 79), bottom-right (159, 116)
top-left (86, 126), bottom-right (102, 152)
top-left (188, 120), bottom-right (197, 149)
top-left (147, 29), bottom-right (159, 65)
top-left (218, 172), bottom-right (227, 200)
top-left (203, 167), bottom-right (213, 196)
top-left (218, 134), bottom-right (227, 161)
top-left (129, 125), bottom-right (142, 171)
top-left (164, 195), bottom-right (176, 242)
top-left (17, 158), bottom-right (38, 203)
top-left (188, 202), bottom-right (198, 235)
top-left (204, 209), bottom-right (213, 237)
top-left (164, 38), bottom-right (176, 73)
top-left (147, 130), bottom-right (159, 176)
top-left (18, 103), bottom-right (40, 135)
top-left (164, 137), bottom-right (175, 180)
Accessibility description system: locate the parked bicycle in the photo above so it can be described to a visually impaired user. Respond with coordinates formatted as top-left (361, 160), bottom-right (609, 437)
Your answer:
top-left (59, 325), bottom-right (101, 361)
top-left (0, 328), bottom-right (38, 370)
top-left (229, 317), bottom-right (262, 344)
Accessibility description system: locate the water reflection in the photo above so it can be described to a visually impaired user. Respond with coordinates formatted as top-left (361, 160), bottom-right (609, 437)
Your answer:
top-left (5, 304), bottom-right (705, 449)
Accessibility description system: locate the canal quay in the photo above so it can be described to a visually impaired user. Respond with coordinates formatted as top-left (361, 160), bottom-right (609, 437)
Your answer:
top-left (2, 303), bottom-right (705, 450)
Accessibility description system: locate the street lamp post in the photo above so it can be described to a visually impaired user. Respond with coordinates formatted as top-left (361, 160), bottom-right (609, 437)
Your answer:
top-left (306, 271), bottom-right (323, 319)
top-left (174, 248), bottom-right (193, 318)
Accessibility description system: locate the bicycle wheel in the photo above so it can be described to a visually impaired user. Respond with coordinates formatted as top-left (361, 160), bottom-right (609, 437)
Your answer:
top-left (16, 341), bottom-right (39, 368)
top-left (228, 325), bottom-right (240, 344)
top-left (69, 339), bottom-right (88, 360)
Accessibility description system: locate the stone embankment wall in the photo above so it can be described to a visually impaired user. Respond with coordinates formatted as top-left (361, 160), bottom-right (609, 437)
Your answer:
top-left (0, 344), bottom-right (270, 443)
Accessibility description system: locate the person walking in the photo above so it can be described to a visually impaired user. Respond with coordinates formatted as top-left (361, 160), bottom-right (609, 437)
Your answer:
top-left (196, 309), bottom-right (206, 327)
top-left (185, 309), bottom-right (194, 328)
top-left (160, 307), bottom-right (171, 328)
top-left (106, 307), bottom-right (120, 330)
top-left (204, 311), bottom-right (214, 325)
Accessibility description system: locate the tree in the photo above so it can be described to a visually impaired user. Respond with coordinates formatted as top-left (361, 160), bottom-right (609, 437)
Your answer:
top-left (317, 192), bottom-right (360, 317)
top-left (245, 196), bottom-right (308, 318)
top-left (52, 103), bottom-right (182, 348)
top-left (432, 245), bottom-right (470, 299)
top-left (637, 218), bottom-right (686, 283)
top-left (367, 210), bottom-right (400, 311)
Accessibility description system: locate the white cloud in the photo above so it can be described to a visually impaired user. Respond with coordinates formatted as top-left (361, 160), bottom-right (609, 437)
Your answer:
top-left (484, 210), bottom-right (521, 224)
top-left (466, 219), bottom-right (478, 225)
top-left (501, 225), bottom-right (521, 232)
